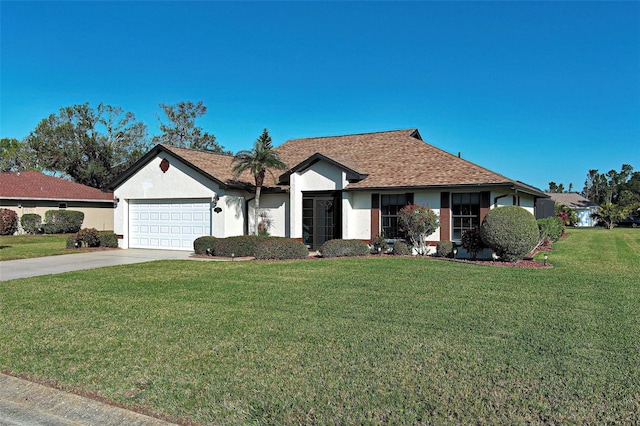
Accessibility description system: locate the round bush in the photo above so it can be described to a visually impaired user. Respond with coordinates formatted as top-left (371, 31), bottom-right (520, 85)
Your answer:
top-left (20, 213), bottom-right (42, 234)
top-left (99, 232), bottom-right (119, 248)
top-left (480, 206), bottom-right (539, 262)
top-left (0, 208), bottom-right (18, 235)
top-left (436, 241), bottom-right (454, 258)
top-left (392, 240), bottom-right (412, 256)
top-left (255, 238), bottom-right (309, 260)
top-left (75, 228), bottom-right (101, 247)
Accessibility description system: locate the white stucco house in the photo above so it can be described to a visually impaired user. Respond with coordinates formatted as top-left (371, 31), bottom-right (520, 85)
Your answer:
top-left (545, 192), bottom-right (599, 227)
top-left (108, 129), bottom-right (548, 251)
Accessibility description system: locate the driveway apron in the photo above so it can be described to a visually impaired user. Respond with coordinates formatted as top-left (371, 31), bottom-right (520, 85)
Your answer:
top-left (0, 249), bottom-right (195, 281)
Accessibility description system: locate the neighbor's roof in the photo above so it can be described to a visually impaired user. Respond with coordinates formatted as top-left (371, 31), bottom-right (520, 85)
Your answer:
top-left (0, 171), bottom-right (114, 202)
top-left (273, 129), bottom-right (546, 195)
top-left (545, 192), bottom-right (598, 208)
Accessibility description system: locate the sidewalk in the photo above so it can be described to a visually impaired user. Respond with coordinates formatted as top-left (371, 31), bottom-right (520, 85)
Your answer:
top-left (0, 373), bottom-right (177, 426)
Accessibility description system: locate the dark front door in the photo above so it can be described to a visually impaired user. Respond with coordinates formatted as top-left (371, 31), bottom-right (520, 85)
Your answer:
top-left (302, 195), bottom-right (341, 249)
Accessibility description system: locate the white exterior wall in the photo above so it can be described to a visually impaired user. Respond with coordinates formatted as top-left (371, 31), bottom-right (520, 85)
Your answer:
top-left (289, 162), bottom-right (347, 239)
top-left (219, 194), bottom-right (246, 237)
top-left (414, 191), bottom-right (442, 242)
top-left (113, 153), bottom-right (246, 248)
top-left (249, 193), bottom-right (289, 237)
top-left (343, 191), bottom-right (371, 240)
top-left (491, 190), bottom-right (535, 215)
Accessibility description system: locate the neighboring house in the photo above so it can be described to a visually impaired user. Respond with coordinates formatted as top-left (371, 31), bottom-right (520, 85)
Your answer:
top-left (0, 171), bottom-right (114, 232)
top-left (545, 192), bottom-right (599, 227)
top-left (109, 129), bottom-right (549, 251)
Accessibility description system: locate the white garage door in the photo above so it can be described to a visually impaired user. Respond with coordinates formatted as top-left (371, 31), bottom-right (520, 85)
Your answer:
top-left (129, 200), bottom-right (211, 250)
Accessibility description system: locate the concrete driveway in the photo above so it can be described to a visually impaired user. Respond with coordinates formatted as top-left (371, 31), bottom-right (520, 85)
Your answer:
top-left (0, 249), bottom-right (198, 281)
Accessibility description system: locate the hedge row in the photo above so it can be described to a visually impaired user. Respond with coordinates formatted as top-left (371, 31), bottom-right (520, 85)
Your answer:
top-left (194, 235), bottom-right (308, 260)
top-left (537, 216), bottom-right (564, 244)
top-left (320, 239), bottom-right (370, 258)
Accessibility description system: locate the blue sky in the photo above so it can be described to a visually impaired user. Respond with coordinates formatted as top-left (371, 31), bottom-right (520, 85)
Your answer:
top-left (1, 1), bottom-right (639, 192)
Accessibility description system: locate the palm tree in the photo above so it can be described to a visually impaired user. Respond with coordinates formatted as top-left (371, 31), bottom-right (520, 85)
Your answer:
top-left (232, 129), bottom-right (287, 235)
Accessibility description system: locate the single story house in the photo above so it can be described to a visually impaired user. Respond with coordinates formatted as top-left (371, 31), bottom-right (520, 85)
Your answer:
top-left (108, 129), bottom-right (548, 251)
top-left (0, 171), bottom-right (115, 232)
top-left (545, 192), bottom-right (599, 227)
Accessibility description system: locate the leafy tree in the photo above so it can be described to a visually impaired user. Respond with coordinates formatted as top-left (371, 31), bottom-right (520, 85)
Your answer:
top-left (583, 164), bottom-right (637, 207)
top-left (591, 203), bottom-right (629, 230)
top-left (397, 204), bottom-right (440, 256)
top-left (547, 181), bottom-right (565, 193)
top-left (0, 138), bottom-right (39, 172)
top-left (26, 103), bottom-right (149, 189)
top-left (232, 129), bottom-right (287, 235)
top-left (152, 101), bottom-right (224, 152)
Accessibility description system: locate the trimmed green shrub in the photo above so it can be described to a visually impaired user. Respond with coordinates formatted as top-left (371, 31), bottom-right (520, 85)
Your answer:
top-left (461, 228), bottom-right (485, 259)
top-left (370, 235), bottom-right (389, 254)
top-left (212, 235), bottom-right (271, 257)
top-left (20, 213), bottom-right (42, 234)
top-left (75, 228), bottom-right (101, 247)
top-left (480, 206), bottom-right (539, 262)
top-left (436, 240), bottom-right (455, 258)
top-left (537, 216), bottom-right (564, 243)
top-left (66, 235), bottom-right (80, 249)
top-left (255, 238), bottom-right (309, 260)
top-left (0, 208), bottom-right (19, 235)
top-left (194, 236), bottom-right (218, 255)
top-left (43, 210), bottom-right (84, 234)
top-left (392, 240), bottom-right (412, 256)
top-left (320, 239), bottom-right (370, 258)
top-left (99, 232), bottom-right (119, 248)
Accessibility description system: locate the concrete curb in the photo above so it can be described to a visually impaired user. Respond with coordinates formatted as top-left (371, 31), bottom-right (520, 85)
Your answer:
top-left (0, 374), bottom-right (177, 426)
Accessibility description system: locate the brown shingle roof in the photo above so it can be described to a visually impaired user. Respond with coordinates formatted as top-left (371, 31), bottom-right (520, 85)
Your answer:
top-left (112, 129), bottom-right (546, 197)
top-left (272, 129), bottom-right (545, 195)
top-left (159, 145), bottom-right (243, 185)
top-left (0, 171), bottom-right (114, 201)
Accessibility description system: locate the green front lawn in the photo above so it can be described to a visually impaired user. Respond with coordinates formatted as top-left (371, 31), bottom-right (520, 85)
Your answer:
top-left (1, 228), bottom-right (638, 424)
top-left (0, 233), bottom-right (77, 261)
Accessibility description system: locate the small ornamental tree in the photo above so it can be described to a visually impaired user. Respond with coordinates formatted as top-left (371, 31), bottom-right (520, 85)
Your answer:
top-left (398, 204), bottom-right (440, 256)
top-left (591, 203), bottom-right (629, 230)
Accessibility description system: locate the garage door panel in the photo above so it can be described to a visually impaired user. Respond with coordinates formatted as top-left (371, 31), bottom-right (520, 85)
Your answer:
top-left (129, 200), bottom-right (210, 250)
